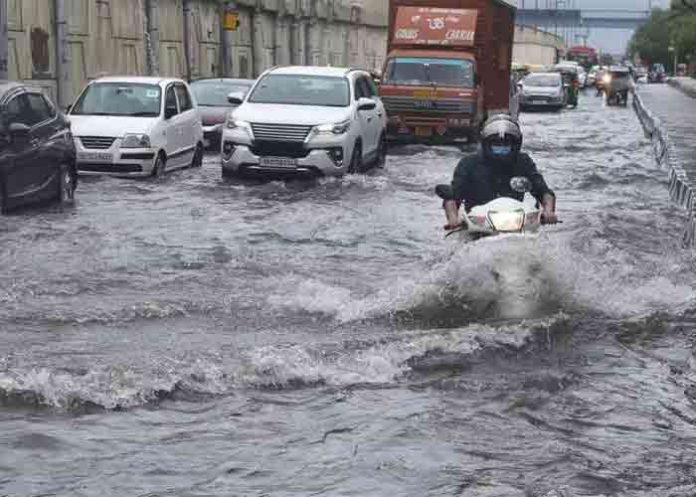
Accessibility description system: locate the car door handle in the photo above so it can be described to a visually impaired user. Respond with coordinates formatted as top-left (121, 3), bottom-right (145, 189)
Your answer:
top-left (377, 111), bottom-right (383, 117)
top-left (367, 116), bottom-right (373, 122)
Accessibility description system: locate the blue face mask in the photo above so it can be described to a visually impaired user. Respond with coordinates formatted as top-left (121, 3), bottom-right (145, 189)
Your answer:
top-left (490, 145), bottom-right (512, 156)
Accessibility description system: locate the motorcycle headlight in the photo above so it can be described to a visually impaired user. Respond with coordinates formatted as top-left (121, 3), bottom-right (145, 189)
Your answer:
top-left (487, 209), bottom-right (525, 232)
top-left (314, 120), bottom-right (351, 135)
top-left (121, 133), bottom-right (151, 148)
top-left (603, 74), bottom-right (612, 84)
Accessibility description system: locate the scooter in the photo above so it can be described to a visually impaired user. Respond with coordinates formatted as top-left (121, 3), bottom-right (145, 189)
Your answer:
top-left (445, 177), bottom-right (541, 240)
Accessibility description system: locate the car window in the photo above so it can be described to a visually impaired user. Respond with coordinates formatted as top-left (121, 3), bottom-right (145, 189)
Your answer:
top-left (26, 93), bottom-right (53, 124)
top-left (165, 86), bottom-right (179, 115)
top-left (354, 77), bottom-right (369, 100)
top-left (4, 94), bottom-right (33, 127)
top-left (175, 84), bottom-right (192, 112)
top-left (71, 83), bottom-right (162, 117)
top-left (365, 77), bottom-right (378, 97)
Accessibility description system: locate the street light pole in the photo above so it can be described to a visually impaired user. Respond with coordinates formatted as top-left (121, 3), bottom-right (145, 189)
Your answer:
top-left (0, 0), bottom-right (8, 80)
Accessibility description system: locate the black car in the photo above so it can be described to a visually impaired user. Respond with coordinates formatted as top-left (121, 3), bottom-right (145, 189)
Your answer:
top-left (0, 82), bottom-right (76, 213)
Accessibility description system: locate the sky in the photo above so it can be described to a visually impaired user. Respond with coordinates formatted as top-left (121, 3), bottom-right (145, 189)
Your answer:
top-left (519, 0), bottom-right (671, 54)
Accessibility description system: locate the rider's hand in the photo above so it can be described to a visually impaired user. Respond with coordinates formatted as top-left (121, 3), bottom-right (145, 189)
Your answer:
top-left (540, 209), bottom-right (559, 225)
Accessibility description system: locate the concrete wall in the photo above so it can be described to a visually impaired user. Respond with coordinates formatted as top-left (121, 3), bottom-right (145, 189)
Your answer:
top-left (7, 0), bottom-right (388, 108)
top-left (513, 25), bottom-right (564, 67)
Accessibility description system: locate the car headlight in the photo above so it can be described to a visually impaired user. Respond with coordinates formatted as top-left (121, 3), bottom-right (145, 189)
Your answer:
top-left (487, 210), bottom-right (525, 232)
top-left (314, 120), bottom-right (351, 135)
top-left (226, 119), bottom-right (253, 137)
top-left (121, 133), bottom-right (151, 148)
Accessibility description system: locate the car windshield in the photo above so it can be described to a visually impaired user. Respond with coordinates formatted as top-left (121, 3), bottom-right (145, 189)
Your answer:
top-left (383, 57), bottom-right (475, 87)
top-left (248, 75), bottom-right (349, 107)
top-left (71, 83), bottom-right (161, 117)
top-left (524, 75), bottom-right (561, 87)
top-left (191, 81), bottom-right (252, 107)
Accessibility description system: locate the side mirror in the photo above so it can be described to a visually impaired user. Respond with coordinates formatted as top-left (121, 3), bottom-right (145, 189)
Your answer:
top-left (510, 176), bottom-right (532, 194)
top-left (358, 98), bottom-right (376, 111)
top-left (164, 105), bottom-right (177, 119)
top-left (9, 122), bottom-right (30, 141)
top-left (227, 92), bottom-right (245, 106)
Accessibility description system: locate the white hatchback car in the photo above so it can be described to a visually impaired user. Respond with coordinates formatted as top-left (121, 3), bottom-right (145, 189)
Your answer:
top-left (221, 66), bottom-right (387, 177)
top-left (68, 76), bottom-right (203, 177)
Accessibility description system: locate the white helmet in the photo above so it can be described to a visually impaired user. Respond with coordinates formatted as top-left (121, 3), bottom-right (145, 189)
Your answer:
top-left (480, 114), bottom-right (522, 160)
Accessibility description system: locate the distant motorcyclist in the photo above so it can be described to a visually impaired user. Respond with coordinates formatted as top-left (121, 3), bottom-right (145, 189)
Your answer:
top-left (436, 114), bottom-right (558, 231)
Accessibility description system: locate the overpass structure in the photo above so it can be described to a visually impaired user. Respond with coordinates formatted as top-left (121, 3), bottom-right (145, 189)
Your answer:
top-left (516, 8), bottom-right (651, 47)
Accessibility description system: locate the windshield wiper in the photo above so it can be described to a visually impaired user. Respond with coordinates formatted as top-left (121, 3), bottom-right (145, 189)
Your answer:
top-left (128, 112), bottom-right (158, 117)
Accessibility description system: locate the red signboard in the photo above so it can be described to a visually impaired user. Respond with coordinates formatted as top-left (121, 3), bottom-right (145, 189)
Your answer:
top-left (392, 7), bottom-right (478, 47)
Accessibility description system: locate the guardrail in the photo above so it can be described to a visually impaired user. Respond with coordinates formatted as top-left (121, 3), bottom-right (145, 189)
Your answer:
top-left (633, 90), bottom-right (696, 247)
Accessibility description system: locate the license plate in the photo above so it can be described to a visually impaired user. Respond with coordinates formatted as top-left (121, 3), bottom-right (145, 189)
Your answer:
top-left (203, 138), bottom-right (211, 148)
top-left (532, 100), bottom-right (546, 105)
top-left (78, 152), bottom-right (113, 162)
top-left (260, 157), bottom-right (297, 168)
top-left (415, 127), bottom-right (433, 137)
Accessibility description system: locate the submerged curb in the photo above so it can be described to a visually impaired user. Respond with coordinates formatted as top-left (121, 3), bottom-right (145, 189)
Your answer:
top-left (633, 90), bottom-right (696, 246)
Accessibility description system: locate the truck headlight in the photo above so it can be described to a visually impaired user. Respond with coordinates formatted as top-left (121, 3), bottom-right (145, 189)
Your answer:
top-left (314, 120), bottom-right (351, 135)
top-left (121, 133), bottom-right (151, 148)
top-left (487, 210), bottom-right (525, 232)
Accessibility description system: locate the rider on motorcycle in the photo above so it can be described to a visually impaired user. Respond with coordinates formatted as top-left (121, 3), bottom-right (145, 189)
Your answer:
top-left (437, 114), bottom-right (558, 231)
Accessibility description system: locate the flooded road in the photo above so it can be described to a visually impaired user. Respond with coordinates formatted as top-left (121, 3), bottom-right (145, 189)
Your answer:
top-left (3, 89), bottom-right (696, 496)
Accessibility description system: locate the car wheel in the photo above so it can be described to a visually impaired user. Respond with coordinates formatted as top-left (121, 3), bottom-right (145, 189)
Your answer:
top-left (191, 144), bottom-right (203, 168)
top-left (57, 164), bottom-right (76, 206)
top-left (151, 154), bottom-right (166, 178)
top-left (375, 134), bottom-right (387, 168)
top-left (347, 142), bottom-right (362, 174)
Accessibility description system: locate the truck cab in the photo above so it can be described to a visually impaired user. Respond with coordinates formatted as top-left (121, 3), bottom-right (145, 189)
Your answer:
top-left (380, 49), bottom-right (482, 142)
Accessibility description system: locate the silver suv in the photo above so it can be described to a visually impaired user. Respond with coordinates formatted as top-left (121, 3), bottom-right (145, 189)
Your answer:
top-left (221, 66), bottom-right (387, 177)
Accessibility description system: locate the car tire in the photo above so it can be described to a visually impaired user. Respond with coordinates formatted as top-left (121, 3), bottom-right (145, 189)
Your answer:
top-left (375, 134), bottom-right (387, 168)
top-left (57, 164), bottom-right (76, 206)
top-left (347, 142), bottom-right (362, 174)
top-left (152, 153), bottom-right (166, 178)
top-left (191, 144), bottom-right (203, 168)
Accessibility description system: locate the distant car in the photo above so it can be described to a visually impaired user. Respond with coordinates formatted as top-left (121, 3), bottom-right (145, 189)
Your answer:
top-left (518, 72), bottom-right (565, 111)
top-left (189, 78), bottom-right (254, 149)
top-left (648, 63), bottom-right (666, 84)
top-left (68, 76), bottom-right (204, 177)
top-left (221, 66), bottom-right (387, 178)
top-left (0, 82), bottom-right (76, 213)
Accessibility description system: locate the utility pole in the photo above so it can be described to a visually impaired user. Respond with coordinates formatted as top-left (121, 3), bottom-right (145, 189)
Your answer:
top-left (145, 0), bottom-right (160, 76)
top-left (221, 1), bottom-right (237, 77)
top-left (0, 0), bottom-right (8, 80)
top-left (55, 0), bottom-right (71, 109)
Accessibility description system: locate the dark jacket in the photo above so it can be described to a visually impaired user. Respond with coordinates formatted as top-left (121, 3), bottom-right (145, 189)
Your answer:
top-left (450, 150), bottom-right (553, 211)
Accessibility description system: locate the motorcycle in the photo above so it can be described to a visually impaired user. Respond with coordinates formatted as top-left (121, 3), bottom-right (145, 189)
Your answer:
top-left (443, 177), bottom-right (542, 240)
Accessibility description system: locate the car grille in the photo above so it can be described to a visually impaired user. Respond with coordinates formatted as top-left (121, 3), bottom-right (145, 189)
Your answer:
top-left (250, 123), bottom-right (312, 142)
top-left (80, 136), bottom-right (116, 149)
top-left (382, 97), bottom-right (475, 114)
top-left (250, 140), bottom-right (310, 159)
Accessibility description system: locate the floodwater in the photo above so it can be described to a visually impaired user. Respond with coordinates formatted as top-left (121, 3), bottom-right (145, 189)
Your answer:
top-left (2, 88), bottom-right (696, 496)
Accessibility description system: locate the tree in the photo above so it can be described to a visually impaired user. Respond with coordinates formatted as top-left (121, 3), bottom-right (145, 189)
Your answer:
top-left (628, 9), bottom-right (672, 69)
